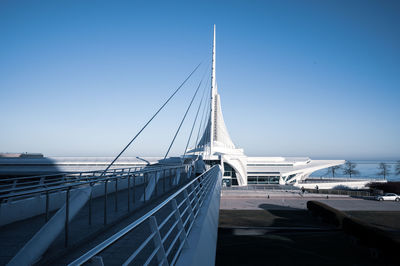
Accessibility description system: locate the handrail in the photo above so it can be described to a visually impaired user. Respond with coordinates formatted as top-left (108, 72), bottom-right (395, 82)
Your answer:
top-left (298, 177), bottom-right (384, 183)
top-left (0, 166), bottom-right (141, 183)
top-left (2, 161), bottom-right (198, 261)
top-left (0, 164), bottom-right (176, 183)
top-left (0, 170), bottom-right (133, 197)
top-left (68, 165), bottom-right (221, 266)
top-left (0, 170), bottom-right (133, 190)
top-left (0, 164), bottom-right (191, 202)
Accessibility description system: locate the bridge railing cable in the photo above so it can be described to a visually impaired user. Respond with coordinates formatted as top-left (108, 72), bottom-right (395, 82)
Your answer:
top-left (164, 60), bottom-right (210, 159)
top-left (194, 76), bottom-right (211, 153)
top-left (183, 65), bottom-right (211, 157)
top-left (101, 62), bottom-right (202, 175)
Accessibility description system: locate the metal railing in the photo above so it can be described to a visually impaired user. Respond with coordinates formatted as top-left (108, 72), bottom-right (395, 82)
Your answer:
top-left (221, 184), bottom-right (301, 191)
top-left (299, 177), bottom-right (385, 183)
top-left (303, 188), bottom-right (375, 197)
top-left (0, 165), bottom-right (184, 197)
top-left (0, 165), bottom-right (189, 201)
top-left (0, 167), bottom-right (141, 197)
top-left (1, 163), bottom-right (194, 250)
top-left (68, 165), bottom-right (221, 266)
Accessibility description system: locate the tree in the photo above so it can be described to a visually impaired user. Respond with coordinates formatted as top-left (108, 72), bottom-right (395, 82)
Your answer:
top-left (342, 161), bottom-right (359, 178)
top-left (377, 162), bottom-right (391, 180)
top-left (326, 165), bottom-right (342, 177)
top-left (396, 160), bottom-right (400, 176)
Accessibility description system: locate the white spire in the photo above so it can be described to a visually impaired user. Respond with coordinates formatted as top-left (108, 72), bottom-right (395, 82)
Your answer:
top-left (210, 24), bottom-right (216, 152)
top-left (211, 24), bottom-right (217, 96)
top-left (195, 25), bottom-right (236, 155)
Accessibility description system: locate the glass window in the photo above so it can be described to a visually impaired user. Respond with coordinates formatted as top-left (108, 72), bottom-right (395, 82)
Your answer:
top-left (247, 163), bottom-right (293, 166)
top-left (269, 176), bottom-right (280, 184)
top-left (248, 176), bottom-right (257, 184)
top-left (257, 176), bottom-right (268, 184)
top-left (224, 163), bottom-right (237, 178)
top-left (232, 178), bottom-right (238, 186)
top-left (247, 171), bottom-right (280, 175)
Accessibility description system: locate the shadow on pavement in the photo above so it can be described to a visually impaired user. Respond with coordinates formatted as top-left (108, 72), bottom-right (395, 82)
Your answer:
top-left (216, 202), bottom-right (397, 266)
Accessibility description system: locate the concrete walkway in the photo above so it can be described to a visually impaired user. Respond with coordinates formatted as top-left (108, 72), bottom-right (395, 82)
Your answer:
top-left (0, 174), bottom-right (189, 265)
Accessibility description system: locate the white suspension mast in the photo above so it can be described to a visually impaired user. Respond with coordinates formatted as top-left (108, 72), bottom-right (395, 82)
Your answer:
top-left (210, 24), bottom-right (216, 155)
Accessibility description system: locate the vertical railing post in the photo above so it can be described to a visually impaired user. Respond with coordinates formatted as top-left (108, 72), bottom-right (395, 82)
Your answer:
top-left (163, 169), bottom-right (166, 193)
top-left (174, 169), bottom-right (177, 186)
top-left (127, 169), bottom-right (131, 212)
top-left (155, 171), bottom-right (158, 197)
top-left (104, 180), bottom-right (108, 225)
top-left (183, 189), bottom-right (195, 232)
top-left (89, 185), bottom-right (93, 225)
top-left (143, 173), bottom-right (147, 203)
top-left (133, 174), bottom-right (136, 206)
top-left (65, 187), bottom-right (70, 247)
top-left (149, 216), bottom-right (168, 265)
top-left (171, 199), bottom-right (188, 246)
top-left (115, 177), bottom-right (118, 212)
top-left (45, 190), bottom-right (49, 222)
top-left (170, 169), bottom-right (173, 187)
top-left (197, 172), bottom-right (209, 206)
top-left (190, 182), bottom-right (200, 211)
top-left (128, 175), bottom-right (131, 212)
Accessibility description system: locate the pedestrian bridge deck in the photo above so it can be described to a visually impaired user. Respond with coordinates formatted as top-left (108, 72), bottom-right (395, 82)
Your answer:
top-left (0, 163), bottom-right (213, 265)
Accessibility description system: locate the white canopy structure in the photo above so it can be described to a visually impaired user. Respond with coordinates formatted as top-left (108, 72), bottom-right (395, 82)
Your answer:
top-left (187, 25), bottom-right (350, 188)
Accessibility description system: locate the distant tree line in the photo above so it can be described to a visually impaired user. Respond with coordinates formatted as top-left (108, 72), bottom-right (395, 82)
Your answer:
top-left (325, 160), bottom-right (400, 180)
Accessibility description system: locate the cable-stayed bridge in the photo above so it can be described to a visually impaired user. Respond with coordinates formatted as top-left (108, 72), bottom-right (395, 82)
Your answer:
top-left (0, 24), bottom-right (366, 266)
top-left (0, 26), bottom-right (224, 266)
top-left (1, 161), bottom-right (221, 265)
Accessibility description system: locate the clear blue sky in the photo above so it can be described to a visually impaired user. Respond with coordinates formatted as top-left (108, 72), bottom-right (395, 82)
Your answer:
top-left (1, 0), bottom-right (399, 160)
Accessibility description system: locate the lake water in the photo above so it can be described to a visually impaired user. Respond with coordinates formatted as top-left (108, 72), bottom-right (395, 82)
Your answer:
top-left (310, 160), bottom-right (400, 181)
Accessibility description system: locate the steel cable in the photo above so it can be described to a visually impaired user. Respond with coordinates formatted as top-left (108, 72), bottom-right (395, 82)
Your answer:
top-left (163, 63), bottom-right (209, 160)
top-left (101, 62), bottom-right (202, 175)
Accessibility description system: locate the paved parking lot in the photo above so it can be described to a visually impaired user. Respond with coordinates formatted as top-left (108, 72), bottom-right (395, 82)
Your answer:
top-left (221, 190), bottom-right (400, 211)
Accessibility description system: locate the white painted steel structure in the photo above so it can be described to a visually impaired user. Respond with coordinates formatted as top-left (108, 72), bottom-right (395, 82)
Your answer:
top-left (187, 25), bottom-right (365, 189)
